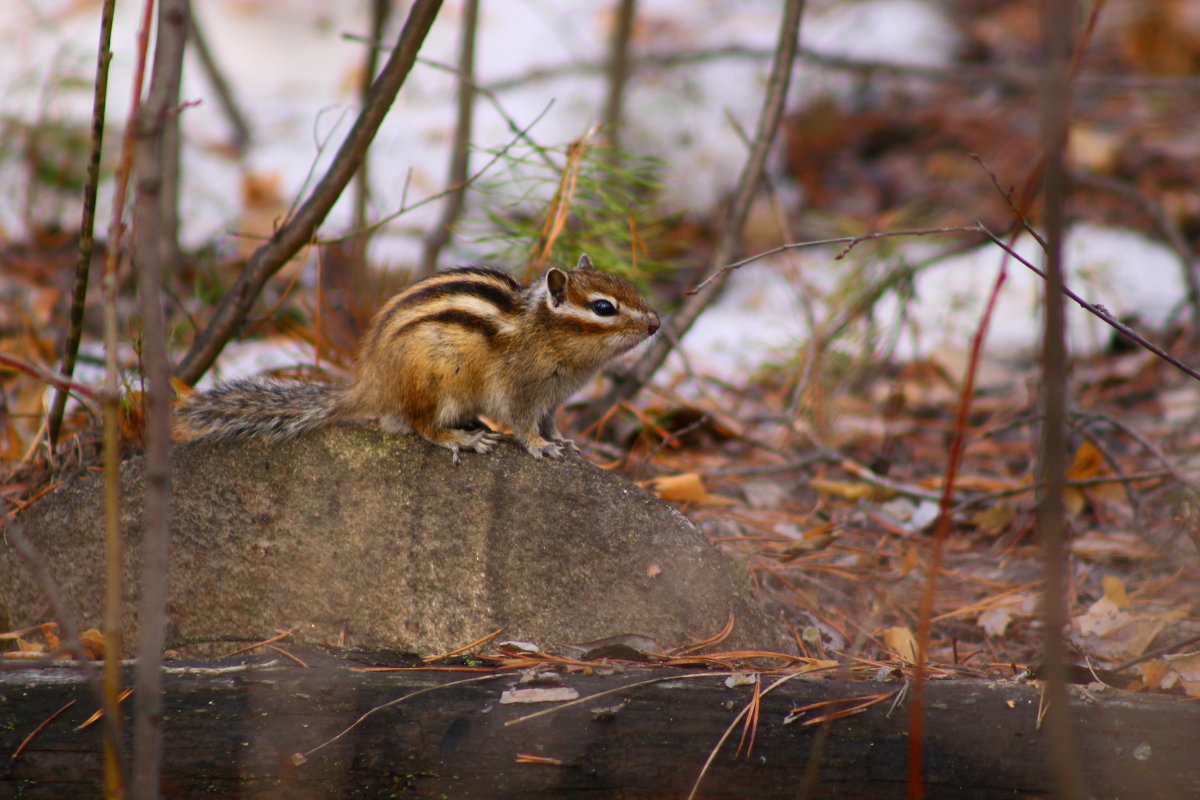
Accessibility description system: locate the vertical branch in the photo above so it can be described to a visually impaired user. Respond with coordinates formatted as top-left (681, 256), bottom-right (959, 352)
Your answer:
top-left (350, 0), bottom-right (392, 274)
top-left (1038, 0), bottom-right (1088, 797)
top-left (130, 1), bottom-right (189, 796)
top-left (581, 0), bottom-right (806, 426)
top-left (415, 0), bottom-right (479, 279)
top-left (102, 0), bottom-right (159, 795)
top-left (174, 0), bottom-right (444, 386)
top-left (47, 0), bottom-right (117, 445)
top-left (602, 0), bottom-right (637, 157)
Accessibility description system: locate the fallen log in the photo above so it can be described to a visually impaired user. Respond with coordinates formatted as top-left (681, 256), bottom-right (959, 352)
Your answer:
top-left (1, 653), bottom-right (1195, 799)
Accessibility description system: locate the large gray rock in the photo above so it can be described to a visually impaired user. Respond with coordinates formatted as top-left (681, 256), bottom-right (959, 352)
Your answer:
top-left (2, 426), bottom-right (792, 655)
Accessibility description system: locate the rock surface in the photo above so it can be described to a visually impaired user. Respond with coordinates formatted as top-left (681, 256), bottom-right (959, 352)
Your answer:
top-left (2, 426), bottom-right (793, 655)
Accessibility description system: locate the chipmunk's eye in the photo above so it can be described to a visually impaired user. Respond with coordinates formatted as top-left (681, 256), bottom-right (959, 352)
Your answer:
top-left (590, 299), bottom-right (617, 317)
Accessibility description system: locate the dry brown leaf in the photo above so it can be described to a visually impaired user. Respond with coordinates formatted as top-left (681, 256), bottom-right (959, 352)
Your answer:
top-left (809, 478), bottom-right (892, 502)
top-left (1071, 596), bottom-right (1173, 662)
top-left (1161, 652), bottom-right (1200, 697)
top-left (918, 474), bottom-right (1016, 492)
top-left (882, 626), bottom-right (918, 664)
top-left (970, 502), bottom-right (1016, 534)
top-left (1139, 658), bottom-right (1167, 691)
top-left (1102, 574), bottom-right (1130, 609)
top-left (41, 622), bottom-right (61, 652)
top-left (1067, 440), bottom-right (1105, 481)
top-left (643, 473), bottom-right (737, 505)
top-left (649, 473), bottom-right (709, 502)
top-left (80, 628), bottom-right (105, 660)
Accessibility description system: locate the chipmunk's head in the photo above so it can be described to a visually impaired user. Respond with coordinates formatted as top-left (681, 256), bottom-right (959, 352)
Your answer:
top-left (537, 254), bottom-right (661, 363)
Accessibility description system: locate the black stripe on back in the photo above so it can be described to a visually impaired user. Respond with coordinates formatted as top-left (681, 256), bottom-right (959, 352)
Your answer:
top-left (396, 279), bottom-right (520, 315)
top-left (391, 309), bottom-right (501, 342)
top-left (441, 266), bottom-right (521, 290)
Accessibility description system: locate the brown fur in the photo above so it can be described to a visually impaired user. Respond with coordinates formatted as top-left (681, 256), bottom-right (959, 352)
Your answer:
top-left (179, 256), bottom-right (660, 463)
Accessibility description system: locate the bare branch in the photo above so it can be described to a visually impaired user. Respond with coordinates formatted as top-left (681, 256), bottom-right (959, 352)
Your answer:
top-left (129, 1), bottom-right (189, 796)
top-left (1037, 0), bottom-right (1089, 795)
top-left (47, 0), bottom-right (116, 445)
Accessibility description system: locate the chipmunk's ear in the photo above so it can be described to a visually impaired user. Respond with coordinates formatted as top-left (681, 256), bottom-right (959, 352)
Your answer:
top-left (546, 268), bottom-right (568, 306)
top-left (575, 253), bottom-right (595, 271)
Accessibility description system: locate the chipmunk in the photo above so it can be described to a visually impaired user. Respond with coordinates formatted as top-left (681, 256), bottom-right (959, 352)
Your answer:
top-left (177, 254), bottom-right (661, 463)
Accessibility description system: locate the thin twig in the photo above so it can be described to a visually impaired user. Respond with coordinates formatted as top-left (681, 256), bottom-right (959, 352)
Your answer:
top-left (299, 673), bottom-right (505, 761)
top-left (46, 0), bottom-right (115, 445)
top-left (0, 355), bottom-right (100, 403)
top-left (981, 227), bottom-right (1200, 383)
top-left (1074, 169), bottom-right (1200, 334)
top-left (907, 255), bottom-right (1007, 799)
top-left (504, 671), bottom-right (734, 727)
top-left (415, 56), bottom-right (557, 170)
top-left (481, 43), bottom-right (1200, 95)
top-left (11, 700), bottom-right (77, 763)
top-left (690, 225), bottom-right (985, 295)
top-left (1071, 410), bottom-right (1192, 488)
top-left (971, 154), bottom-right (1048, 251)
top-left (1109, 631), bottom-right (1200, 674)
top-left (1066, 419), bottom-right (1142, 520)
top-left (99, 0), bottom-right (158, 793)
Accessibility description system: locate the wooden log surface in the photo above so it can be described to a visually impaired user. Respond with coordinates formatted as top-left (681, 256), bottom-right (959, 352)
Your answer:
top-left (1, 652), bottom-right (1196, 799)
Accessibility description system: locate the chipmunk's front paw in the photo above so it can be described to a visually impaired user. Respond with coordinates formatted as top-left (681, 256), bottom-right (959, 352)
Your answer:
top-left (444, 429), bottom-right (500, 465)
top-left (466, 429), bottom-right (501, 452)
top-left (525, 438), bottom-right (566, 459)
top-left (553, 437), bottom-right (581, 454)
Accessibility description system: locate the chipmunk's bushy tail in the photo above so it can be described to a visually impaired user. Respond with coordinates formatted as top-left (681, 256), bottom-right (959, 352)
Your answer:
top-left (176, 377), bottom-right (350, 443)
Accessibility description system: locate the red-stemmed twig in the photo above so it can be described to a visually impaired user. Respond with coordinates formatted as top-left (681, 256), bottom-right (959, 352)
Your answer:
top-left (906, 259), bottom-right (1007, 799)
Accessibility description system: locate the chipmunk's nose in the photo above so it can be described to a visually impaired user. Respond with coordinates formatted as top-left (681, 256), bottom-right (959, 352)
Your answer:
top-left (647, 312), bottom-right (661, 336)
